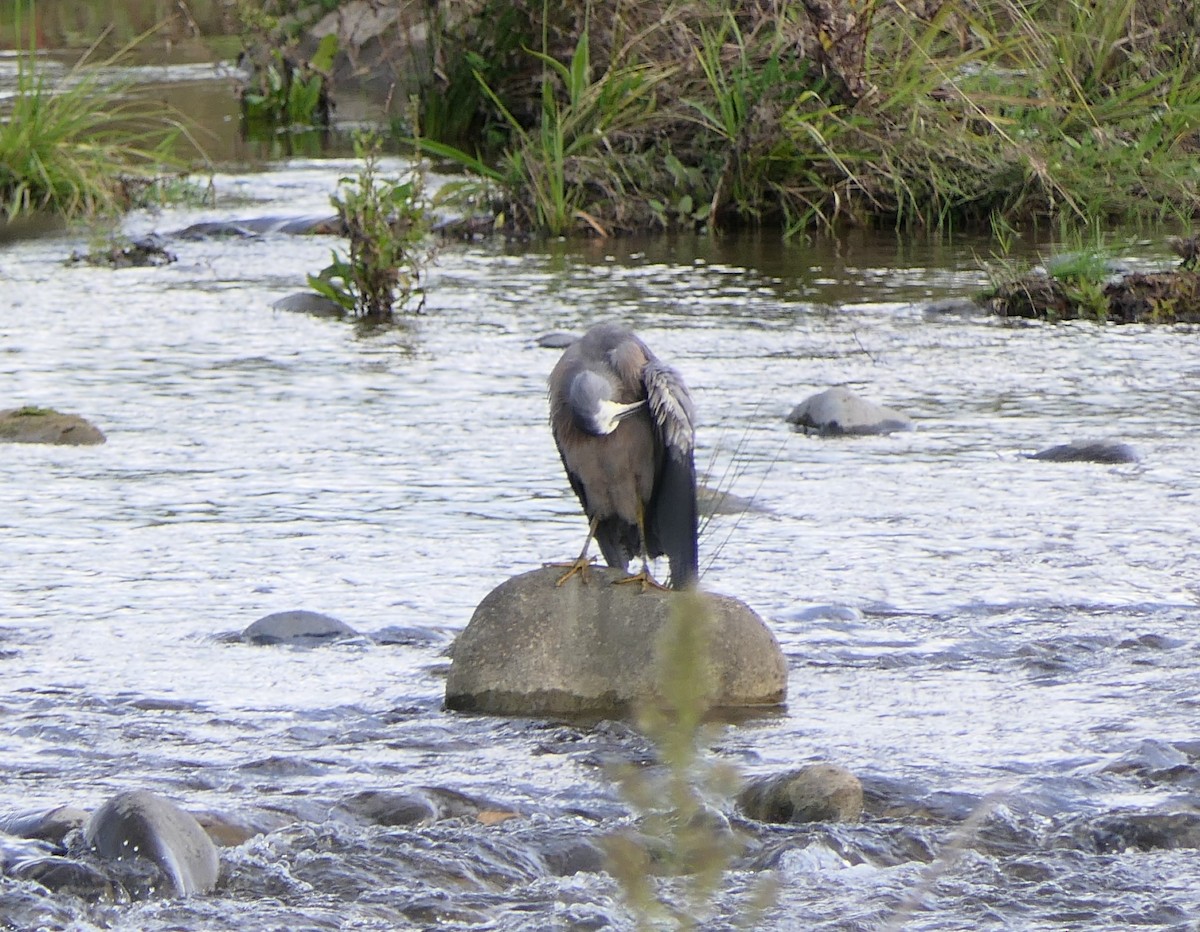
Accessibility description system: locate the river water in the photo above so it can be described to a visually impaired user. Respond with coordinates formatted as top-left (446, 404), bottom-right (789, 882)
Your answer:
top-left (3, 61), bottom-right (1200, 932)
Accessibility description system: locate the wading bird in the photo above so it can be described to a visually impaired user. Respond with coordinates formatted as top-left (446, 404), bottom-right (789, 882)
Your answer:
top-left (548, 323), bottom-right (698, 590)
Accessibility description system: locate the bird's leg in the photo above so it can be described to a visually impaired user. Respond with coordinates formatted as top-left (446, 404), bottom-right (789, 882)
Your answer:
top-left (551, 514), bottom-right (601, 587)
top-left (612, 505), bottom-right (669, 592)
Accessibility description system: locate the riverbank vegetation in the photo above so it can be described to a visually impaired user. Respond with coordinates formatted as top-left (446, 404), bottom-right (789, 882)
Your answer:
top-left (0, 6), bottom-right (193, 220)
top-left (408, 0), bottom-right (1200, 238)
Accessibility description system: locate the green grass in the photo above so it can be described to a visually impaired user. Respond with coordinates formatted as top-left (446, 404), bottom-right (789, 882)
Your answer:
top-left (415, 0), bottom-right (1200, 237)
top-left (0, 10), bottom-right (190, 220)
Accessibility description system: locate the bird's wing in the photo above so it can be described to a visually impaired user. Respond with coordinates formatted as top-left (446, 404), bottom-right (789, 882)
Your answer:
top-left (642, 359), bottom-right (699, 588)
top-left (641, 360), bottom-right (695, 458)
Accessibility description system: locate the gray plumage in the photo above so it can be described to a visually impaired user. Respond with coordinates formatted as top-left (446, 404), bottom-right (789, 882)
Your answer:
top-left (549, 323), bottom-right (698, 589)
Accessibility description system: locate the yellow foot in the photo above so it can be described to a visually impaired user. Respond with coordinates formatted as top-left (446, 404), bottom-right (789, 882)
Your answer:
top-left (548, 557), bottom-right (596, 587)
top-left (612, 569), bottom-right (670, 593)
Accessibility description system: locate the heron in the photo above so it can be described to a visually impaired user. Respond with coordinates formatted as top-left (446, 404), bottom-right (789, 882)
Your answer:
top-left (548, 323), bottom-right (698, 590)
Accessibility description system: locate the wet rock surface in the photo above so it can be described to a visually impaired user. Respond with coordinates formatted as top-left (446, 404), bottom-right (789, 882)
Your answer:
top-left (786, 387), bottom-right (913, 436)
top-left (241, 610), bottom-right (360, 645)
top-left (0, 407), bottom-right (106, 445)
top-left (84, 791), bottom-right (220, 897)
top-left (737, 764), bottom-right (864, 824)
top-left (445, 566), bottom-right (787, 716)
top-left (67, 235), bottom-right (175, 268)
top-left (1027, 438), bottom-right (1140, 463)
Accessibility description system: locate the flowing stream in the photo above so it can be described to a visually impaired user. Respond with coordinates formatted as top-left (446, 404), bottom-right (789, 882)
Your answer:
top-left (2, 59), bottom-right (1200, 932)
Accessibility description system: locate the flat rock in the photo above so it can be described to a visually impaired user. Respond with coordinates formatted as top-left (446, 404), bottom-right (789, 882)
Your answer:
top-left (85, 791), bottom-right (219, 896)
top-left (786, 387), bottom-right (912, 436)
top-left (1027, 439), bottom-right (1140, 464)
top-left (737, 764), bottom-right (864, 824)
top-left (0, 407), bottom-right (106, 445)
top-left (241, 610), bottom-right (359, 645)
top-left (445, 566), bottom-right (787, 716)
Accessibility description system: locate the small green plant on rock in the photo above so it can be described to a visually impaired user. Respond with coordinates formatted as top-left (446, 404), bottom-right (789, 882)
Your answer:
top-left (307, 131), bottom-right (432, 324)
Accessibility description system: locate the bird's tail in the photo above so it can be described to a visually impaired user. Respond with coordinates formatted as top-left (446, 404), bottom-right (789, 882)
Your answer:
top-left (651, 450), bottom-right (699, 589)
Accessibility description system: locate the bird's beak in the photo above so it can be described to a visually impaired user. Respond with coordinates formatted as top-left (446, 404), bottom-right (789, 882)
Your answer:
top-left (612, 400), bottom-right (647, 421)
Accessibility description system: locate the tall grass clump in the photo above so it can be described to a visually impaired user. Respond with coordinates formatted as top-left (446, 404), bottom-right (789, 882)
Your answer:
top-left (416, 0), bottom-right (1200, 237)
top-left (0, 8), bottom-right (186, 220)
top-left (422, 26), bottom-right (672, 236)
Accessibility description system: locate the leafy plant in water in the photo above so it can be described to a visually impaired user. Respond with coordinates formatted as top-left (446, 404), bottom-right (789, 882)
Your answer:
top-left (603, 590), bottom-right (775, 929)
top-left (307, 130), bottom-right (432, 323)
top-left (0, 4), bottom-right (188, 219)
top-left (239, 34), bottom-right (337, 134)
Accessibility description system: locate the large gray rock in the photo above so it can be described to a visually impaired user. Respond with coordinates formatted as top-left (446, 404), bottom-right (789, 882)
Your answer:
top-left (84, 791), bottom-right (219, 897)
top-left (445, 566), bottom-right (787, 716)
top-left (786, 387), bottom-right (912, 436)
top-left (0, 407), bottom-right (106, 445)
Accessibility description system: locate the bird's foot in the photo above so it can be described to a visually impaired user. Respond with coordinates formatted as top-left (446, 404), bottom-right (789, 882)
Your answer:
top-left (612, 568), bottom-right (669, 593)
top-left (549, 557), bottom-right (596, 587)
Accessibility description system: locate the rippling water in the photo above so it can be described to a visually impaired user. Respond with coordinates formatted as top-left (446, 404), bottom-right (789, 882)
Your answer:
top-left (2, 162), bottom-right (1199, 929)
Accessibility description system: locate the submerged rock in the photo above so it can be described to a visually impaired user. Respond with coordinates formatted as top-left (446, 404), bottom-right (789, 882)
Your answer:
top-left (174, 216), bottom-right (341, 239)
top-left (68, 234), bottom-right (175, 268)
top-left (445, 565), bottom-right (787, 716)
top-left (272, 292), bottom-right (347, 317)
top-left (535, 331), bottom-right (578, 349)
top-left (333, 786), bottom-right (520, 827)
top-left (85, 791), bottom-right (219, 896)
top-left (241, 610), bottom-right (359, 645)
top-left (8, 856), bottom-right (112, 896)
top-left (737, 764), bottom-right (864, 824)
top-left (0, 805), bottom-right (87, 843)
top-left (1068, 809), bottom-right (1200, 853)
top-left (786, 387), bottom-right (913, 436)
top-left (0, 407), bottom-right (106, 445)
top-left (697, 485), bottom-right (767, 517)
top-left (1027, 439), bottom-right (1140, 464)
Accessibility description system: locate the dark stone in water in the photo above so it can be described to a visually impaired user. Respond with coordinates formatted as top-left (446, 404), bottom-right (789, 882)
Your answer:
top-left (0, 805), bottom-right (88, 844)
top-left (68, 234), bottom-right (175, 268)
top-left (536, 836), bottom-right (607, 875)
top-left (787, 387), bottom-right (913, 436)
top-left (241, 610), bottom-right (359, 645)
top-left (1027, 439), bottom-right (1140, 464)
top-left (9, 856), bottom-right (113, 896)
top-left (272, 292), bottom-right (347, 318)
top-left (535, 331), bottom-right (578, 349)
top-left (173, 216), bottom-right (341, 239)
top-left (737, 764), bottom-right (864, 824)
top-left (84, 790), bottom-right (219, 897)
top-left (1069, 809), bottom-right (1200, 853)
top-left (333, 790), bottom-right (439, 827)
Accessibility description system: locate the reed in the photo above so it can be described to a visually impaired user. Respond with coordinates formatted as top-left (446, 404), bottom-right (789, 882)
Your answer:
top-left (0, 8), bottom-right (186, 219)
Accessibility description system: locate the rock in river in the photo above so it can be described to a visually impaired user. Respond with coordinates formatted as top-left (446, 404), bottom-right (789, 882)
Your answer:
top-left (0, 407), bottom-right (106, 445)
top-left (1026, 438), bottom-right (1140, 464)
top-left (241, 610), bottom-right (359, 645)
top-left (85, 791), bottom-right (219, 897)
top-left (737, 764), bottom-right (864, 824)
top-left (786, 387), bottom-right (912, 436)
top-left (445, 565), bottom-right (787, 716)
